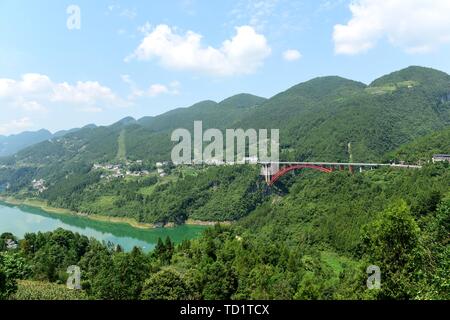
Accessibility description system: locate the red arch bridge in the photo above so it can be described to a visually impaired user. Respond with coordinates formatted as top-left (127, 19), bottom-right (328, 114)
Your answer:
top-left (259, 162), bottom-right (422, 186)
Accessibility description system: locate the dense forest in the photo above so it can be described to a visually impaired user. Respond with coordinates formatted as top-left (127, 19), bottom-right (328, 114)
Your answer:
top-left (1, 163), bottom-right (449, 300)
top-left (1, 66), bottom-right (449, 224)
top-left (0, 66), bottom-right (449, 300)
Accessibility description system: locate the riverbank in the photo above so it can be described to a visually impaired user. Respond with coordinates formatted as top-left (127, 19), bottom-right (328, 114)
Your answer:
top-left (0, 196), bottom-right (157, 229)
top-left (0, 195), bottom-right (232, 230)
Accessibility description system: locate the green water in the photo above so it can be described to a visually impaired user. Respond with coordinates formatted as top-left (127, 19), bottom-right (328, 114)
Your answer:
top-left (0, 201), bottom-right (207, 252)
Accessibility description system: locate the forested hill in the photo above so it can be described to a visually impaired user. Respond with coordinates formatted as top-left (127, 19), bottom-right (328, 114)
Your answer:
top-left (387, 126), bottom-right (450, 163)
top-left (1, 66), bottom-right (449, 168)
top-left (0, 66), bottom-right (449, 224)
top-left (236, 66), bottom-right (450, 162)
top-left (0, 67), bottom-right (449, 301)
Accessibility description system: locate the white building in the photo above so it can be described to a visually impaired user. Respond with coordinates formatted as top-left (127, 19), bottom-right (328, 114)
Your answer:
top-left (432, 154), bottom-right (450, 163)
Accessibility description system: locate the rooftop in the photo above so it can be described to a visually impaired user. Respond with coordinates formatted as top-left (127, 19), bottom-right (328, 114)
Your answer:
top-left (433, 154), bottom-right (450, 157)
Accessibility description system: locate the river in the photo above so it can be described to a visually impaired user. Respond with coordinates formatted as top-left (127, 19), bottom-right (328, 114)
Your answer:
top-left (0, 201), bottom-right (207, 252)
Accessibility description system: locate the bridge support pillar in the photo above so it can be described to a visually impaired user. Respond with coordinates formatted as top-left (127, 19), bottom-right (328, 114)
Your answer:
top-left (261, 164), bottom-right (272, 185)
top-left (349, 165), bottom-right (354, 174)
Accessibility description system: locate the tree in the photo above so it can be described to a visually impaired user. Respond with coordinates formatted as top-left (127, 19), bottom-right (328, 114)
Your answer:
top-left (201, 261), bottom-right (238, 300)
top-left (90, 248), bottom-right (149, 300)
top-left (0, 268), bottom-right (17, 300)
top-left (361, 200), bottom-right (422, 299)
top-left (141, 269), bottom-right (191, 300)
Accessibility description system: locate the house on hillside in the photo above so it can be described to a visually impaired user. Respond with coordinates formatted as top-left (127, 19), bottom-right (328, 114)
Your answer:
top-left (32, 179), bottom-right (47, 193)
top-left (432, 154), bottom-right (450, 163)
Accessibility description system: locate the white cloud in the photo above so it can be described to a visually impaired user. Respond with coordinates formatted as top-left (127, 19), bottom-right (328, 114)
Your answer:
top-left (126, 24), bottom-right (271, 76)
top-left (148, 84), bottom-right (169, 97)
top-left (0, 74), bottom-right (127, 112)
top-left (283, 49), bottom-right (302, 61)
top-left (334, 0), bottom-right (450, 55)
top-left (51, 81), bottom-right (119, 105)
top-left (0, 117), bottom-right (33, 135)
top-left (149, 81), bottom-right (180, 97)
top-left (19, 100), bottom-right (48, 112)
top-left (121, 75), bottom-right (180, 99)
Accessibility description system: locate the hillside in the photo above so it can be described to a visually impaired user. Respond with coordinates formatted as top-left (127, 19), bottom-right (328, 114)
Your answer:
top-left (2, 162), bottom-right (449, 300)
top-left (387, 126), bottom-right (450, 163)
top-left (0, 66), bottom-right (449, 224)
top-left (236, 66), bottom-right (450, 162)
top-left (1, 67), bottom-right (449, 301)
top-left (2, 66), bottom-right (449, 167)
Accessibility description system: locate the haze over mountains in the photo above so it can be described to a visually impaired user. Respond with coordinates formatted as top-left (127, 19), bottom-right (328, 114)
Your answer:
top-left (0, 124), bottom-right (98, 157)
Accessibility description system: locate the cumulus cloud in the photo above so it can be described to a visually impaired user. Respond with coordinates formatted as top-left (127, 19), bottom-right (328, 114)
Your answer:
top-left (282, 49), bottom-right (302, 61)
top-left (334, 0), bottom-right (450, 55)
top-left (126, 24), bottom-right (271, 76)
top-left (0, 73), bottom-right (128, 112)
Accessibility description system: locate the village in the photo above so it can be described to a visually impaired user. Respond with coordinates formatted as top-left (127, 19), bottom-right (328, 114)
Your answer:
top-left (92, 160), bottom-right (170, 180)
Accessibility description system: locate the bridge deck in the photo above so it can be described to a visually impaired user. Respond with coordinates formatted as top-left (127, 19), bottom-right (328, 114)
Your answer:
top-left (258, 162), bottom-right (422, 169)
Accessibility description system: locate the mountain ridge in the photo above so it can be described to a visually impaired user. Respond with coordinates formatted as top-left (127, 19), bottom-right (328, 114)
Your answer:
top-left (1, 65), bottom-right (449, 166)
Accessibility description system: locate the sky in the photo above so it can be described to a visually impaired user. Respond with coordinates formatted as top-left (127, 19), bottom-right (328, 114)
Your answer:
top-left (1, 0), bottom-right (450, 135)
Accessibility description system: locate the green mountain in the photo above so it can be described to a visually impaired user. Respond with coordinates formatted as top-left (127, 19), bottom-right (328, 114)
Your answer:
top-left (387, 126), bottom-right (450, 163)
top-left (1, 66), bottom-right (449, 224)
top-left (236, 66), bottom-right (450, 162)
top-left (1, 67), bottom-right (449, 301)
top-left (4, 66), bottom-right (450, 167)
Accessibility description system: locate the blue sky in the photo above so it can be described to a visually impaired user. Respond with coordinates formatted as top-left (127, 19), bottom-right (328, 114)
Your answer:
top-left (1, 0), bottom-right (450, 135)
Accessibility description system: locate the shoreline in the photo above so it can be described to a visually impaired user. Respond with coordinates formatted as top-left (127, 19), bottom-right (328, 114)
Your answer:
top-left (0, 195), bottom-right (231, 230)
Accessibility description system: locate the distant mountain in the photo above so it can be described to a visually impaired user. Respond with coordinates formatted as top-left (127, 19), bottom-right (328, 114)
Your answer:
top-left (0, 123), bottom-right (99, 157)
top-left (1, 66), bottom-right (449, 179)
top-left (0, 129), bottom-right (52, 157)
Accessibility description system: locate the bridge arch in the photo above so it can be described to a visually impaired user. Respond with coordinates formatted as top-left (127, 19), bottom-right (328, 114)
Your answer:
top-left (269, 164), bottom-right (333, 186)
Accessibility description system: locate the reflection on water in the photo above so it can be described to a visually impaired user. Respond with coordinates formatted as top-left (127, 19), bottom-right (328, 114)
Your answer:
top-left (0, 201), bottom-right (207, 252)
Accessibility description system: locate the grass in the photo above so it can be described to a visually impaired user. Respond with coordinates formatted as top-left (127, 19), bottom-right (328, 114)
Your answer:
top-left (366, 81), bottom-right (419, 95)
top-left (139, 184), bottom-right (157, 196)
top-left (321, 250), bottom-right (356, 276)
top-left (87, 195), bottom-right (116, 212)
top-left (11, 280), bottom-right (89, 300)
top-left (365, 85), bottom-right (397, 95)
